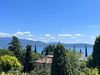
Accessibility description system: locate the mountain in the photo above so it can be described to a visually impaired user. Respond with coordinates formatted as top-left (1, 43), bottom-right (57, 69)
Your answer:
top-left (0, 37), bottom-right (48, 51)
top-left (0, 37), bottom-right (93, 53)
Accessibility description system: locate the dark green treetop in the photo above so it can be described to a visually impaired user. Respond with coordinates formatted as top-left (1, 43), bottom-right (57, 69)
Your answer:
top-left (34, 44), bottom-right (37, 53)
top-left (92, 35), bottom-right (100, 68)
top-left (42, 45), bottom-right (54, 55)
top-left (8, 36), bottom-right (22, 61)
top-left (24, 45), bottom-right (33, 72)
top-left (85, 44), bottom-right (88, 57)
top-left (51, 44), bottom-right (73, 75)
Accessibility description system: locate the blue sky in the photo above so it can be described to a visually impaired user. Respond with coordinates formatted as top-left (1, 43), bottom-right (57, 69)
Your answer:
top-left (0, 0), bottom-right (100, 44)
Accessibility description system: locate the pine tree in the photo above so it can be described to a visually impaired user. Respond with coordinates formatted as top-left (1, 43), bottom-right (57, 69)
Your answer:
top-left (24, 45), bottom-right (33, 72)
top-left (8, 36), bottom-right (21, 61)
top-left (93, 36), bottom-right (100, 68)
top-left (34, 44), bottom-right (37, 53)
top-left (51, 44), bottom-right (72, 75)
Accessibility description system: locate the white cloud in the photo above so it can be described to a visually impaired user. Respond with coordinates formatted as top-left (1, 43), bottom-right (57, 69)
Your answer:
top-left (0, 31), bottom-right (34, 40)
top-left (13, 31), bottom-right (31, 36)
top-left (58, 34), bottom-right (72, 37)
top-left (12, 31), bottom-right (34, 40)
top-left (39, 33), bottom-right (85, 43)
top-left (41, 34), bottom-right (55, 42)
top-left (88, 25), bottom-right (96, 28)
top-left (70, 36), bottom-right (76, 39)
top-left (74, 34), bottom-right (83, 37)
top-left (45, 34), bottom-right (51, 37)
top-left (0, 32), bottom-right (10, 37)
top-left (0, 32), bottom-right (94, 44)
top-left (58, 34), bottom-right (84, 37)
top-left (90, 36), bottom-right (95, 39)
top-left (50, 37), bottom-right (56, 39)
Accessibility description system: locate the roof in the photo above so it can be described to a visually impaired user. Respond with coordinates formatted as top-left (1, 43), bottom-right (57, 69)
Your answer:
top-left (35, 54), bottom-right (87, 64)
top-left (35, 55), bottom-right (53, 64)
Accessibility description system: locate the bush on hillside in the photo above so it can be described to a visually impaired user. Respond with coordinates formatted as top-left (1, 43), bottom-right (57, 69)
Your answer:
top-left (0, 55), bottom-right (22, 72)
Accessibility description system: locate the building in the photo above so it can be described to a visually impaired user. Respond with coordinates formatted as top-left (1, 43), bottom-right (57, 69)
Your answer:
top-left (35, 55), bottom-right (53, 71)
top-left (35, 53), bottom-right (87, 71)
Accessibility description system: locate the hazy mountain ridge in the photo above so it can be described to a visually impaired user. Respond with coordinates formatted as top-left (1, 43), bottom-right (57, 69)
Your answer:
top-left (0, 37), bottom-right (93, 52)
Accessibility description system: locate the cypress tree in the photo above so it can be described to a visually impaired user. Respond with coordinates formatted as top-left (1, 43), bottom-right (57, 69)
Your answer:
top-left (24, 45), bottom-right (33, 72)
top-left (93, 36), bottom-right (100, 68)
top-left (80, 49), bottom-right (82, 54)
top-left (85, 44), bottom-right (88, 57)
top-left (8, 36), bottom-right (21, 61)
top-left (51, 44), bottom-right (72, 75)
top-left (45, 47), bottom-right (49, 55)
top-left (34, 44), bottom-right (37, 53)
top-left (73, 45), bottom-right (76, 50)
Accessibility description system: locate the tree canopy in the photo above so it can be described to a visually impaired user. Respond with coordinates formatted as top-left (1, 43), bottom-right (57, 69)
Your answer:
top-left (8, 36), bottom-right (22, 61)
top-left (24, 45), bottom-right (33, 72)
top-left (92, 36), bottom-right (100, 69)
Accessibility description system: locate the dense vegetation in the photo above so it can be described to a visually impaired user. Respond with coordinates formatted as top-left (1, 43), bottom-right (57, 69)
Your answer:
top-left (0, 35), bottom-right (100, 75)
top-left (0, 55), bottom-right (21, 72)
top-left (93, 36), bottom-right (100, 69)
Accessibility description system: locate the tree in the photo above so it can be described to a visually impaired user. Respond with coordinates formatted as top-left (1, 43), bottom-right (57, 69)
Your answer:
top-left (92, 36), bottom-right (100, 69)
top-left (42, 45), bottom-right (54, 55)
top-left (87, 55), bottom-right (94, 68)
top-left (73, 45), bottom-right (76, 50)
top-left (34, 45), bottom-right (37, 53)
top-left (8, 36), bottom-right (22, 61)
top-left (51, 44), bottom-right (72, 75)
top-left (0, 55), bottom-right (21, 72)
top-left (0, 49), bottom-right (14, 56)
top-left (80, 68), bottom-right (99, 75)
top-left (24, 45), bottom-right (33, 72)
top-left (31, 52), bottom-right (42, 61)
top-left (85, 44), bottom-right (88, 57)
top-left (67, 50), bottom-right (80, 75)
top-left (80, 49), bottom-right (82, 54)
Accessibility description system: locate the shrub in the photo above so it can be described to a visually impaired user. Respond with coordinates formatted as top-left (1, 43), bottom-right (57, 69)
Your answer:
top-left (80, 68), bottom-right (99, 75)
top-left (0, 55), bottom-right (22, 72)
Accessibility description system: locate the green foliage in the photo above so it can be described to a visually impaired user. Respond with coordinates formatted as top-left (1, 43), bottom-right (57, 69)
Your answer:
top-left (7, 70), bottom-right (22, 75)
top-left (87, 55), bottom-right (94, 68)
top-left (51, 44), bottom-right (81, 75)
top-left (30, 70), bottom-right (50, 75)
top-left (0, 49), bottom-right (14, 56)
top-left (8, 36), bottom-right (22, 61)
top-left (79, 60), bottom-right (87, 72)
top-left (51, 44), bottom-right (73, 75)
top-left (80, 68), bottom-right (99, 75)
top-left (1, 71), bottom-right (28, 75)
top-left (92, 35), bottom-right (100, 68)
top-left (42, 45), bottom-right (54, 55)
top-left (24, 45), bottom-right (33, 72)
top-left (67, 50), bottom-right (80, 75)
top-left (0, 55), bottom-right (22, 72)
top-left (64, 55), bottom-right (73, 75)
top-left (31, 52), bottom-right (42, 61)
